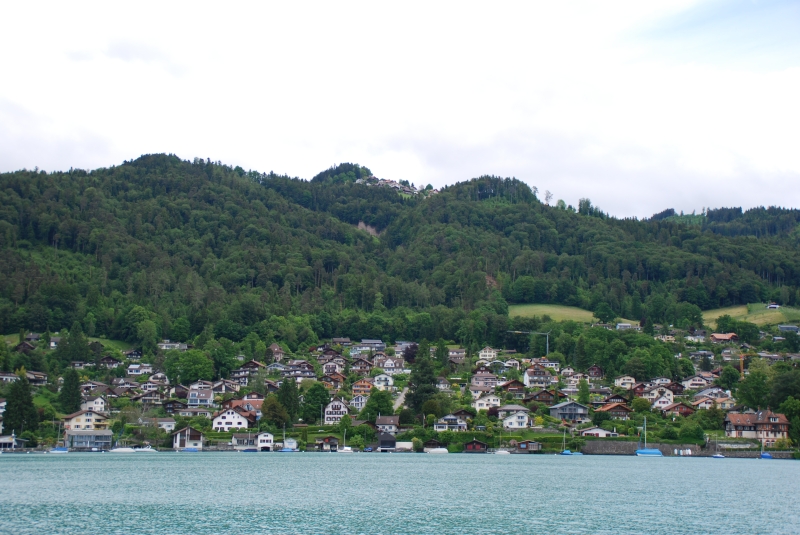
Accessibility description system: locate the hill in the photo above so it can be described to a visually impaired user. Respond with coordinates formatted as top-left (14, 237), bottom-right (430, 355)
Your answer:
top-left (703, 303), bottom-right (800, 327)
top-left (1, 154), bottom-right (800, 356)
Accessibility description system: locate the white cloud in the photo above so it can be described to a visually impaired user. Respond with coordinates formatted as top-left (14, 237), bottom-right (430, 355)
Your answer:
top-left (0, 0), bottom-right (798, 218)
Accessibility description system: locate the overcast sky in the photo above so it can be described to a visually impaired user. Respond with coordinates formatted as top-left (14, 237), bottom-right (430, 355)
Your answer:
top-left (2, 1), bottom-right (799, 218)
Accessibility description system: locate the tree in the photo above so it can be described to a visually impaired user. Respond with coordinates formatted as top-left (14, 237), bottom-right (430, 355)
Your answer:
top-left (163, 349), bottom-right (214, 384)
top-left (301, 382), bottom-right (330, 423)
top-left (624, 357), bottom-right (647, 381)
top-left (631, 397), bottom-right (651, 413)
top-left (261, 395), bottom-right (290, 428)
top-left (577, 379), bottom-right (590, 405)
top-left (406, 356), bottom-right (438, 413)
top-left (277, 379), bottom-right (301, 421)
top-left (593, 303), bottom-right (615, 324)
top-left (359, 389), bottom-right (393, 422)
top-left (58, 368), bottom-right (82, 414)
top-left (4, 371), bottom-right (39, 434)
top-left (716, 365), bottom-right (741, 391)
top-left (770, 369), bottom-right (800, 408)
top-left (678, 422), bottom-right (704, 441)
top-left (412, 437), bottom-right (424, 452)
top-left (778, 396), bottom-right (800, 422)
top-left (677, 358), bottom-right (695, 379)
top-left (738, 370), bottom-right (771, 409)
top-left (434, 339), bottom-right (449, 367)
top-left (338, 414), bottom-right (352, 436)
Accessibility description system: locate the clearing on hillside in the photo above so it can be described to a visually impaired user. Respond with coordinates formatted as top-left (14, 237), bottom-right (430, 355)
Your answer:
top-left (508, 304), bottom-right (596, 322)
top-left (702, 303), bottom-right (800, 327)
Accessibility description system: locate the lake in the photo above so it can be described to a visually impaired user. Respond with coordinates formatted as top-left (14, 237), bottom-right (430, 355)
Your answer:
top-left (1, 452), bottom-right (798, 534)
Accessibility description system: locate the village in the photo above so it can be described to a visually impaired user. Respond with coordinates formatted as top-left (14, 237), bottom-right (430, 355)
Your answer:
top-left (0, 324), bottom-right (796, 457)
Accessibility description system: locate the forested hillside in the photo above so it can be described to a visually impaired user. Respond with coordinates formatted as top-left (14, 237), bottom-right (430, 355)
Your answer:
top-left (1, 153), bottom-right (800, 355)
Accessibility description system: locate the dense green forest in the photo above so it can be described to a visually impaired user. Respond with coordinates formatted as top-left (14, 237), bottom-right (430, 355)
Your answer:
top-left (2, 153), bottom-right (800, 359)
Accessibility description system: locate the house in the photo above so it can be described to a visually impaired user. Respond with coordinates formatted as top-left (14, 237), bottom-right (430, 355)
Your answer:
top-left (603, 393), bottom-right (629, 405)
top-left (63, 410), bottom-right (109, 430)
top-left (352, 378), bottom-right (375, 397)
top-left (231, 433), bottom-right (259, 451)
top-left (561, 366), bottom-right (576, 377)
top-left (525, 389), bottom-right (567, 406)
top-left (595, 403), bottom-right (633, 420)
top-left (692, 397), bottom-right (717, 410)
top-left (580, 427), bottom-right (618, 438)
top-left (498, 404), bottom-right (530, 419)
top-left (212, 407), bottom-right (256, 431)
top-left (448, 348), bottom-right (467, 364)
top-left (524, 364), bottom-right (553, 389)
top-left (49, 336), bottom-right (62, 349)
top-left (464, 438), bottom-right (488, 453)
top-left (350, 395), bottom-right (369, 411)
top-left (661, 402), bottom-right (695, 417)
top-left (127, 363), bottom-right (153, 376)
top-left (378, 357), bottom-right (407, 376)
top-left (694, 386), bottom-right (727, 400)
top-left (99, 356), bottom-right (122, 369)
top-left (257, 432), bottom-right (274, 451)
top-left (651, 377), bottom-right (671, 386)
top-left (266, 362), bottom-right (286, 374)
top-left (502, 411), bottom-right (530, 429)
top-left (651, 392), bottom-right (674, 411)
top-left (323, 398), bottom-right (349, 425)
top-left (436, 377), bottom-right (452, 391)
top-left (587, 365), bottom-right (604, 379)
top-left (468, 385), bottom-right (492, 399)
top-left (715, 397), bottom-right (737, 410)
top-left (681, 375), bottom-right (710, 390)
top-left (549, 401), bottom-right (589, 422)
top-left (778, 325), bottom-right (800, 333)
top-left (65, 430), bottom-right (113, 450)
top-left (472, 393), bottom-right (502, 411)
top-left (14, 341), bottom-right (36, 353)
top-left (498, 379), bottom-right (526, 398)
top-left (122, 349), bottom-right (143, 360)
top-left (0, 434), bottom-right (29, 449)
top-left (351, 358), bottom-right (373, 375)
top-left (157, 340), bottom-right (187, 351)
top-left (373, 373), bottom-right (394, 392)
top-left (26, 371), bottom-right (47, 386)
top-left (375, 415), bottom-right (400, 435)
top-left (212, 379), bottom-right (239, 394)
top-left (321, 374), bottom-right (343, 390)
top-left (177, 408), bottom-right (213, 418)
top-left (314, 435), bottom-right (340, 452)
top-left (434, 414), bottom-right (467, 432)
top-left (725, 410), bottom-right (789, 446)
top-left (711, 333), bottom-right (739, 344)
top-left (231, 360), bottom-right (267, 386)
top-left (663, 382), bottom-right (685, 396)
top-left (479, 346), bottom-right (498, 360)
top-left (80, 396), bottom-right (108, 414)
top-left (643, 387), bottom-right (673, 405)
top-left (187, 389), bottom-right (214, 408)
top-left (268, 343), bottom-right (286, 362)
top-left (172, 427), bottom-right (204, 450)
top-left (142, 417), bottom-right (176, 432)
top-left (471, 367), bottom-right (498, 388)
top-left (614, 375), bottom-right (636, 390)
top-left (424, 438), bottom-right (443, 452)
top-left (24, 332), bottom-right (41, 343)
top-left (515, 440), bottom-right (542, 453)
top-left (616, 323), bottom-right (632, 330)
top-left (331, 337), bottom-right (351, 347)
top-left (164, 400), bottom-right (188, 414)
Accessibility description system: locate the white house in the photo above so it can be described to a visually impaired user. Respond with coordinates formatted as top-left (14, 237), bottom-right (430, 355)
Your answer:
top-left (472, 393), bottom-right (502, 411)
top-left (652, 377), bottom-right (671, 386)
top-left (433, 414), bottom-right (467, 432)
top-left (172, 427), bottom-right (204, 450)
top-left (580, 427), bottom-right (619, 437)
top-left (375, 415), bottom-right (400, 435)
top-left (373, 374), bottom-right (394, 392)
top-left (127, 363), bottom-right (153, 376)
top-left (257, 432), bottom-right (274, 451)
top-left (80, 396), bottom-right (108, 414)
top-left (651, 393), bottom-right (674, 411)
top-left (350, 395), bottom-right (369, 411)
top-left (479, 346), bottom-right (498, 360)
top-left (323, 398), bottom-right (349, 425)
top-left (212, 408), bottom-right (252, 431)
top-left (502, 411), bottom-right (530, 429)
top-left (681, 375), bottom-right (710, 390)
top-left (614, 375), bottom-right (636, 390)
top-left (187, 389), bottom-right (214, 408)
top-left (643, 387), bottom-right (674, 404)
top-left (141, 417), bottom-right (176, 432)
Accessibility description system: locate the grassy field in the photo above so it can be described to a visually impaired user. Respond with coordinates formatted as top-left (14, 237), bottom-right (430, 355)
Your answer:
top-left (508, 304), bottom-right (638, 324)
top-left (702, 303), bottom-right (800, 327)
top-left (2, 334), bottom-right (132, 351)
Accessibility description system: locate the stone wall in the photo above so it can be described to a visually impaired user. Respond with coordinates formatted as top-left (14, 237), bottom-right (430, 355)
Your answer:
top-left (582, 440), bottom-right (794, 458)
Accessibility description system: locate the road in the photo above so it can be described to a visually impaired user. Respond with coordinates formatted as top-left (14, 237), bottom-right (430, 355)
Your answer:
top-left (393, 386), bottom-right (408, 410)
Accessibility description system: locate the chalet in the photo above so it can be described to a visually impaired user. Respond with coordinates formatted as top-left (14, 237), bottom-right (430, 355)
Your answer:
top-left (163, 400), bottom-right (188, 414)
top-left (14, 341), bottom-right (36, 353)
top-left (322, 360), bottom-right (344, 376)
top-left (603, 393), bottom-right (628, 405)
top-left (651, 392), bottom-right (674, 411)
top-left (63, 410), bottom-right (109, 430)
top-left (498, 379), bottom-right (526, 398)
top-left (65, 429), bottom-right (113, 450)
top-left (26, 371), bottom-right (47, 386)
top-left (351, 358), bottom-right (373, 375)
top-left (230, 433), bottom-right (259, 451)
top-left (502, 411), bottom-right (529, 429)
top-left (661, 402), bottom-right (695, 417)
top-left (323, 398), bottom-right (349, 425)
top-left (172, 427), bottom-right (204, 450)
top-left (266, 363), bottom-right (286, 374)
top-left (321, 374), bottom-right (343, 390)
top-left (423, 438), bottom-right (443, 452)
top-left (99, 356), bottom-right (122, 369)
top-left (49, 336), bottom-right (62, 349)
top-left (472, 393), bottom-right (502, 411)
top-left (24, 332), bottom-right (41, 343)
top-left (231, 360), bottom-right (267, 385)
top-left (331, 337), bottom-right (351, 347)
top-left (524, 365), bottom-right (553, 389)
top-left (587, 365), bottom-right (604, 379)
top-left (268, 343), bottom-right (286, 362)
top-left (525, 389), bottom-right (567, 406)
top-left (663, 382), bottom-right (685, 396)
top-left (122, 349), bottom-right (143, 360)
top-left (614, 375), bottom-right (636, 390)
top-left (515, 440), bottom-right (542, 453)
top-left (213, 407), bottom-right (256, 431)
top-left (282, 360), bottom-right (316, 381)
top-left (715, 397), bottom-right (737, 410)
top-left (539, 359), bottom-right (560, 373)
top-left (549, 401), bottom-right (589, 423)
top-left (212, 379), bottom-right (239, 394)
top-left (448, 348), bottom-right (467, 364)
top-left (561, 367), bottom-right (576, 377)
top-left (352, 378), bottom-right (375, 397)
top-left (140, 417), bottom-right (176, 432)
top-left (643, 387), bottom-right (673, 404)
top-left (257, 432), bottom-right (274, 451)
top-left (127, 363), bottom-right (153, 376)
top-left (222, 399), bottom-right (264, 418)
top-left (692, 397), bottom-right (717, 410)
top-left (375, 415), bottom-right (400, 435)
top-left (80, 381), bottom-right (107, 394)
top-left (498, 404), bottom-right (530, 419)
top-left (177, 408), bottom-right (213, 418)
top-left (725, 410), bottom-right (789, 446)
top-left (436, 377), bottom-right (452, 391)
top-left (434, 414), bottom-right (467, 432)
top-left (464, 438), bottom-right (488, 453)
top-left (652, 377), bottom-right (671, 386)
top-left (187, 389), bottom-right (214, 408)
top-left (694, 386), bottom-right (727, 400)
top-left (350, 394), bottom-right (369, 411)
top-left (595, 403), bottom-right (633, 420)
top-left (468, 385), bottom-right (492, 399)
top-left (711, 333), bottom-right (739, 343)
top-left (682, 375), bottom-right (710, 390)
top-left (314, 435), bottom-right (340, 452)
top-left (471, 367), bottom-right (498, 388)
top-left (580, 427), bottom-right (618, 438)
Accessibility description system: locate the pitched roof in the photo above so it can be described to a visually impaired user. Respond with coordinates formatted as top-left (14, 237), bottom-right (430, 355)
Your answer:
top-left (375, 415), bottom-right (399, 426)
top-left (595, 402), bottom-right (632, 413)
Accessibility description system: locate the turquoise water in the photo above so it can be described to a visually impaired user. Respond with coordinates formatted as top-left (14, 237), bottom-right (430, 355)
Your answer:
top-left (1, 452), bottom-right (798, 534)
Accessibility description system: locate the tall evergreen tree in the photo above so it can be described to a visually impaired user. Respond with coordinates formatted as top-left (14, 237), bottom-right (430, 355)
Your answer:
top-left (4, 370), bottom-right (39, 435)
top-left (277, 379), bottom-right (300, 421)
top-left (59, 368), bottom-right (82, 414)
top-left (407, 356), bottom-right (437, 413)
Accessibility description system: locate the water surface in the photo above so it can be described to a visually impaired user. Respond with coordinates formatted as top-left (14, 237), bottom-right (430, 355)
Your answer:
top-left (1, 452), bottom-right (797, 534)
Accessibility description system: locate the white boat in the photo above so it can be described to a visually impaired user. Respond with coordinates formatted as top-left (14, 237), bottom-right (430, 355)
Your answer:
top-left (338, 429), bottom-right (353, 452)
top-left (494, 450), bottom-right (511, 455)
top-left (134, 445), bottom-right (158, 453)
top-left (427, 448), bottom-right (449, 454)
top-left (108, 447), bottom-right (137, 453)
top-left (48, 447), bottom-right (69, 454)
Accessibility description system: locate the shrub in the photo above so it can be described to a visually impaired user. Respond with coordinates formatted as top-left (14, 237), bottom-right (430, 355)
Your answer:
top-left (678, 422), bottom-right (704, 441)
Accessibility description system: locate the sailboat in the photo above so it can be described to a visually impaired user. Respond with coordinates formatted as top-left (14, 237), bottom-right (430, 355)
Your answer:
top-left (108, 425), bottom-right (136, 453)
top-left (635, 417), bottom-right (663, 457)
top-left (278, 424), bottom-right (298, 452)
top-left (712, 435), bottom-right (725, 459)
top-left (338, 428), bottom-right (353, 453)
top-left (49, 423), bottom-right (69, 453)
top-left (560, 428), bottom-right (572, 455)
top-left (759, 440), bottom-right (772, 459)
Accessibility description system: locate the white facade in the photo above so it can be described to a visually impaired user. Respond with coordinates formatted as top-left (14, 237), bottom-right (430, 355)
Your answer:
top-left (502, 411), bottom-right (529, 429)
top-left (258, 432), bottom-right (274, 451)
top-left (350, 395), bottom-right (369, 411)
top-left (213, 409), bottom-right (250, 431)
top-left (80, 397), bottom-right (107, 414)
top-left (324, 399), bottom-right (349, 425)
top-left (472, 394), bottom-right (502, 411)
top-left (478, 346), bottom-right (498, 360)
top-left (373, 374), bottom-right (394, 392)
